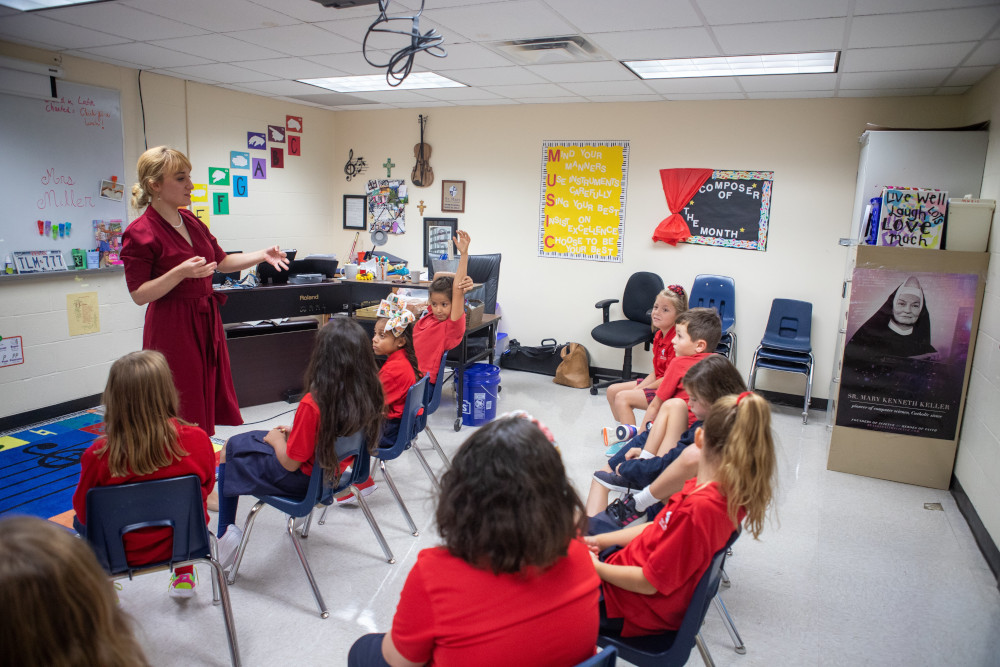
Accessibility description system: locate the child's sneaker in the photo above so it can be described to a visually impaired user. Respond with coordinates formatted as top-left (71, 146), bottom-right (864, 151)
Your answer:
top-left (616, 424), bottom-right (638, 442)
top-left (601, 426), bottom-right (619, 447)
top-left (168, 569), bottom-right (197, 598)
top-left (604, 495), bottom-right (642, 528)
top-left (335, 476), bottom-right (378, 505)
top-left (216, 524), bottom-right (243, 571)
top-left (593, 470), bottom-right (633, 493)
top-left (604, 440), bottom-right (629, 457)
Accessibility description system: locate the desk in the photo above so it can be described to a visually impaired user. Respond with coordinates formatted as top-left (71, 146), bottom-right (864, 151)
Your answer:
top-left (446, 314), bottom-right (502, 431)
top-left (217, 279), bottom-right (410, 323)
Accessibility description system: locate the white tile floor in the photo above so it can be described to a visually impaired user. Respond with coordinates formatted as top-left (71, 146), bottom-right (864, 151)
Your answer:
top-left (113, 371), bottom-right (1000, 666)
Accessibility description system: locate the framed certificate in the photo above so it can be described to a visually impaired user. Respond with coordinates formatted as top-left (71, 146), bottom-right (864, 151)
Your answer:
top-left (423, 217), bottom-right (457, 270)
top-left (343, 194), bottom-right (367, 230)
top-left (441, 180), bottom-right (465, 213)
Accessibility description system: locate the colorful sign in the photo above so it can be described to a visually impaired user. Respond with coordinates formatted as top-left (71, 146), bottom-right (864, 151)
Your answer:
top-left (538, 140), bottom-right (628, 263)
top-left (682, 170), bottom-right (773, 251)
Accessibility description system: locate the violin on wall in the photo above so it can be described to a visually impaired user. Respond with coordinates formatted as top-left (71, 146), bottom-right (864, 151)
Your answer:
top-left (411, 114), bottom-right (433, 187)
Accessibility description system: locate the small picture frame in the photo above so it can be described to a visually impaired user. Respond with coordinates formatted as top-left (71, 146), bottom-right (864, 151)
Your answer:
top-left (423, 217), bottom-right (458, 270)
top-left (343, 194), bottom-right (367, 230)
top-left (441, 180), bottom-right (466, 213)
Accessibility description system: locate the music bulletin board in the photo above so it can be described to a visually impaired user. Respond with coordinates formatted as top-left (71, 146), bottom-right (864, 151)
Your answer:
top-left (538, 140), bottom-right (629, 263)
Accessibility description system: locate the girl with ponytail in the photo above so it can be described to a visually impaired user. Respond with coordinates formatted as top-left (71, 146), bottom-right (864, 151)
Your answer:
top-left (585, 391), bottom-right (776, 637)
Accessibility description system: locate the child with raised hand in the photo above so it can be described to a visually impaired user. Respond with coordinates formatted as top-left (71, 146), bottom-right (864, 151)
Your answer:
top-left (585, 354), bottom-right (746, 518)
top-left (601, 285), bottom-right (687, 446)
top-left (215, 319), bottom-right (384, 559)
top-left (413, 230), bottom-right (472, 385)
top-left (372, 299), bottom-right (422, 447)
top-left (585, 392), bottom-right (776, 637)
top-left (72, 350), bottom-right (216, 599)
top-left (0, 515), bottom-right (150, 667)
top-left (605, 307), bottom-right (721, 459)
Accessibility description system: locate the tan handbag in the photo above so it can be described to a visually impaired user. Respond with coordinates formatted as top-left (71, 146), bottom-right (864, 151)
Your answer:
top-left (554, 343), bottom-right (591, 389)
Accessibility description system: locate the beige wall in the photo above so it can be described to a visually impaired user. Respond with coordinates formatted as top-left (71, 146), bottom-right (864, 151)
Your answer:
top-left (955, 68), bottom-right (1000, 549)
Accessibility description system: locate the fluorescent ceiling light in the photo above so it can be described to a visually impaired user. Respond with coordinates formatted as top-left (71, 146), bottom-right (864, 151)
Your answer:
top-left (298, 72), bottom-right (465, 93)
top-left (0, 0), bottom-right (110, 9)
top-left (625, 52), bottom-right (839, 79)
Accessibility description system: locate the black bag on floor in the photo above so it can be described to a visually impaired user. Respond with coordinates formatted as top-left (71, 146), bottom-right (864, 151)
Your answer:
top-left (499, 338), bottom-right (565, 376)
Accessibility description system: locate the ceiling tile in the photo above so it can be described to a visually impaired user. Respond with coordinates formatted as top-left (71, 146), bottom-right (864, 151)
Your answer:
top-left (746, 90), bottom-right (835, 98)
top-left (848, 7), bottom-right (1000, 48)
top-left (839, 68), bottom-right (952, 89)
top-left (841, 43), bottom-right (977, 72)
top-left (60, 49), bottom-right (143, 70)
top-left (698, 0), bottom-right (849, 24)
top-left (643, 77), bottom-right (743, 94)
top-left (585, 94), bottom-right (663, 103)
top-left (245, 0), bottom-right (378, 22)
top-left (455, 98), bottom-right (519, 105)
top-left (42, 4), bottom-right (206, 41)
top-left (854, 0), bottom-right (994, 15)
top-left (352, 89), bottom-right (437, 103)
top-left (426, 42), bottom-right (512, 70)
top-left (392, 100), bottom-right (455, 107)
top-left (121, 0), bottom-right (298, 33)
top-left (544, 0), bottom-right (701, 32)
top-left (228, 24), bottom-right (360, 56)
top-left (0, 14), bottom-right (130, 50)
top-left (427, 1), bottom-right (577, 41)
top-left (445, 66), bottom-right (547, 86)
top-left (520, 96), bottom-right (588, 104)
top-left (837, 87), bottom-right (936, 96)
top-left (481, 82), bottom-right (576, 98)
top-left (228, 79), bottom-right (334, 96)
top-left (936, 86), bottom-right (971, 95)
top-left (561, 79), bottom-right (657, 96)
top-left (666, 92), bottom-right (747, 100)
top-left (737, 72), bottom-right (839, 92)
top-left (79, 42), bottom-right (210, 69)
top-left (525, 61), bottom-right (633, 83)
top-left (945, 65), bottom-right (996, 87)
top-left (238, 57), bottom-right (346, 79)
top-left (965, 40), bottom-right (1000, 67)
top-left (588, 27), bottom-right (719, 60)
top-left (149, 34), bottom-right (287, 62)
top-left (306, 51), bottom-right (392, 75)
top-left (417, 86), bottom-right (504, 100)
top-left (713, 18), bottom-right (846, 54)
top-left (148, 69), bottom-right (220, 85)
top-left (164, 62), bottom-right (279, 83)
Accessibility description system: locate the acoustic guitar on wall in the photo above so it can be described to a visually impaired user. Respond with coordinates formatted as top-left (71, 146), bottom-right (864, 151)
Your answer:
top-left (411, 114), bottom-right (433, 187)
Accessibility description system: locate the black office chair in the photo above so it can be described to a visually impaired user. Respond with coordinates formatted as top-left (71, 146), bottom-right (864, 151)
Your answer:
top-left (590, 271), bottom-right (665, 395)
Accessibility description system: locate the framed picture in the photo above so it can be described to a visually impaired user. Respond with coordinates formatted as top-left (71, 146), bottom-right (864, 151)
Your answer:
top-left (423, 217), bottom-right (458, 269)
top-left (343, 194), bottom-right (367, 230)
top-left (441, 180), bottom-right (466, 213)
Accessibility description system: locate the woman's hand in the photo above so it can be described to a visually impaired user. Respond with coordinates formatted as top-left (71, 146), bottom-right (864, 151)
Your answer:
top-left (261, 245), bottom-right (289, 271)
top-left (174, 256), bottom-right (217, 279)
top-left (453, 230), bottom-right (471, 255)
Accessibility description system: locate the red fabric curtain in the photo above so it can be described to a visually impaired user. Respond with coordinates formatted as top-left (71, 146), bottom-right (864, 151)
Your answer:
top-left (652, 168), bottom-right (713, 246)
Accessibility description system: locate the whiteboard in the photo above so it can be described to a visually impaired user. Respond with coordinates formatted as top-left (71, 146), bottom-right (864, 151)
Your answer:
top-left (0, 81), bottom-right (126, 269)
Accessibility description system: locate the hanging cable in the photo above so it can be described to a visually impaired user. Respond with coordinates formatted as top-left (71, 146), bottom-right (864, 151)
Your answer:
top-left (363, 0), bottom-right (447, 87)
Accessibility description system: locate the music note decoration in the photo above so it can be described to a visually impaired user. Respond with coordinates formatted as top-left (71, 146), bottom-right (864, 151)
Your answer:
top-left (344, 149), bottom-right (368, 182)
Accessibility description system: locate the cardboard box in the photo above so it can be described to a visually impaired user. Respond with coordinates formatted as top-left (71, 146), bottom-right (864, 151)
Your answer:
top-left (465, 300), bottom-right (484, 329)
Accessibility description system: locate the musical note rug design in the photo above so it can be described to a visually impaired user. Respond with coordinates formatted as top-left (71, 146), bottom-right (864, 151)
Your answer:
top-left (0, 410), bottom-right (223, 528)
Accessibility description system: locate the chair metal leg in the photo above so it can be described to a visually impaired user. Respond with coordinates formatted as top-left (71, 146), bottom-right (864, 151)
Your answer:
top-left (227, 500), bottom-right (266, 585)
top-left (747, 347), bottom-right (761, 390)
top-left (379, 460), bottom-right (419, 536)
top-left (207, 557), bottom-right (242, 666)
top-left (720, 565), bottom-right (730, 588)
top-left (713, 594), bottom-right (747, 655)
top-left (424, 425), bottom-right (451, 468)
top-left (300, 509), bottom-right (314, 538)
top-left (283, 515), bottom-right (328, 618)
top-left (354, 483), bottom-right (396, 564)
top-left (803, 353), bottom-right (814, 424)
top-left (411, 445), bottom-right (440, 491)
top-left (728, 331), bottom-right (737, 365)
top-left (318, 505), bottom-right (330, 524)
top-left (208, 534), bottom-right (221, 604)
top-left (695, 632), bottom-right (717, 667)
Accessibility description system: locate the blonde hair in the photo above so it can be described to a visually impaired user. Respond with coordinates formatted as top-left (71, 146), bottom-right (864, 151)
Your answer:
top-left (0, 516), bottom-right (150, 666)
top-left (651, 285), bottom-right (688, 332)
top-left (130, 146), bottom-right (192, 209)
top-left (701, 392), bottom-right (776, 539)
top-left (97, 350), bottom-right (188, 477)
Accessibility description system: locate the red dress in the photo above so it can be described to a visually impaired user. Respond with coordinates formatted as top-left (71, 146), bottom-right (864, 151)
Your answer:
top-left (121, 207), bottom-right (241, 435)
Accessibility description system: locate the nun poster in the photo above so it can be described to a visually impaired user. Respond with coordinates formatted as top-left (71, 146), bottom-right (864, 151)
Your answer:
top-left (836, 267), bottom-right (979, 440)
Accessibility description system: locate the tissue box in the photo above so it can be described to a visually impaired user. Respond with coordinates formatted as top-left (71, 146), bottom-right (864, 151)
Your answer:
top-left (465, 300), bottom-right (484, 329)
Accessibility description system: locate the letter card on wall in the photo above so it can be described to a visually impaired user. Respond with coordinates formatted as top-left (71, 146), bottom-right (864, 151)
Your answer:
top-left (538, 141), bottom-right (628, 263)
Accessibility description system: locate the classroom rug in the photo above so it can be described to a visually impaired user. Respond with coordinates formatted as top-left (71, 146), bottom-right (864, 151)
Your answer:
top-left (0, 410), bottom-right (223, 528)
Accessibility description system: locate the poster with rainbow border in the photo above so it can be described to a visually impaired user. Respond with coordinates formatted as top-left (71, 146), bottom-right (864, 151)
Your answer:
top-left (682, 170), bottom-right (773, 251)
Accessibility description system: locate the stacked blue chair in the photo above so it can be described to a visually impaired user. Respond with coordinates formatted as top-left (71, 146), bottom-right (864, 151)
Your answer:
top-left (597, 530), bottom-right (740, 666)
top-left (85, 475), bottom-right (241, 666)
top-left (227, 432), bottom-right (395, 618)
top-left (689, 274), bottom-right (737, 363)
top-left (748, 298), bottom-right (814, 424)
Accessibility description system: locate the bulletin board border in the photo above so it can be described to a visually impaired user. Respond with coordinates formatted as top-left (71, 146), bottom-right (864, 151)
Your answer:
top-left (685, 169), bottom-right (773, 251)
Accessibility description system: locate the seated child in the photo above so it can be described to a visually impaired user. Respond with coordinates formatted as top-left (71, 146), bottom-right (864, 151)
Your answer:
top-left (604, 307), bottom-right (722, 458)
top-left (601, 285), bottom-right (687, 443)
top-left (0, 515), bottom-right (149, 666)
top-left (585, 392), bottom-right (776, 637)
top-left (373, 299), bottom-right (422, 448)
top-left (585, 354), bottom-right (746, 518)
top-left (215, 319), bottom-right (384, 558)
top-left (348, 414), bottom-right (600, 667)
top-left (73, 350), bottom-right (216, 598)
top-left (412, 230), bottom-right (472, 386)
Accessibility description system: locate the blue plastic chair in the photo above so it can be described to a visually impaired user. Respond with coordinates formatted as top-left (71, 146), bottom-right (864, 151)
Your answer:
top-left (576, 646), bottom-right (618, 666)
top-left (84, 475), bottom-right (241, 666)
top-left (597, 529), bottom-right (740, 667)
top-left (227, 432), bottom-right (395, 618)
top-left (689, 274), bottom-right (737, 363)
top-left (748, 298), bottom-right (814, 423)
top-left (373, 375), bottom-right (432, 538)
top-left (415, 350), bottom-right (453, 468)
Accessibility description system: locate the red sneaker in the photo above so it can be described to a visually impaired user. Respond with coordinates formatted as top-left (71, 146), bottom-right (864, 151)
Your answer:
top-left (335, 476), bottom-right (377, 505)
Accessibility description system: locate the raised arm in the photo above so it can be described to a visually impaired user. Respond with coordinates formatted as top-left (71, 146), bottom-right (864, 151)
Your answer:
top-left (450, 231), bottom-right (471, 321)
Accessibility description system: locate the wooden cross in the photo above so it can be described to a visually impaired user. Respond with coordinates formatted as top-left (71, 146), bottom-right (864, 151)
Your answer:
top-left (383, 157), bottom-right (395, 178)
top-left (417, 200), bottom-right (426, 215)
